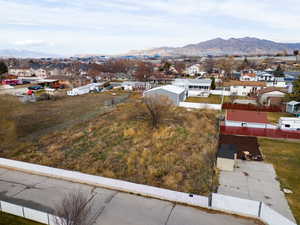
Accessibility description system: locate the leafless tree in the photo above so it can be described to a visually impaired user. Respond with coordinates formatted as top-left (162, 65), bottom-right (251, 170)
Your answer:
top-left (53, 191), bottom-right (101, 225)
top-left (143, 95), bottom-right (172, 128)
top-left (203, 58), bottom-right (216, 74)
top-left (134, 61), bottom-right (154, 81)
top-left (174, 61), bottom-right (186, 74)
top-left (217, 56), bottom-right (235, 79)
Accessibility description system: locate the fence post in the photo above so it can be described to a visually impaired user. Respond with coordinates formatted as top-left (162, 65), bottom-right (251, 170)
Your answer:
top-left (208, 194), bottom-right (212, 207)
top-left (47, 213), bottom-right (50, 225)
top-left (0, 200), bottom-right (2, 211)
top-left (22, 206), bottom-right (25, 217)
top-left (258, 201), bottom-right (262, 218)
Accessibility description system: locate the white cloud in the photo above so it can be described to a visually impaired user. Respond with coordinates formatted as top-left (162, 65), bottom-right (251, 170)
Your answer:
top-left (0, 0), bottom-right (299, 54)
top-left (14, 40), bottom-right (54, 47)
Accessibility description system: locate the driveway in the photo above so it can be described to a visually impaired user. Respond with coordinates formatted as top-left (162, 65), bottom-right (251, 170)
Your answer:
top-left (218, 160), bottom-right (296, 222)
top-left (0, 167), bottom-right (259, 225)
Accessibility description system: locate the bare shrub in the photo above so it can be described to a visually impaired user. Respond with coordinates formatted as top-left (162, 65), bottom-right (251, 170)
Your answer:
top-left (54, 191), bottom-right (101, 225)
top-left (143, 95), bottom-right (173, 128)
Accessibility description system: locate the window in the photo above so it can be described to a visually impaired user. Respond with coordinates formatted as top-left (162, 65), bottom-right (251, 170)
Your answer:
top-left (285, 124), bottom-right (291, 128)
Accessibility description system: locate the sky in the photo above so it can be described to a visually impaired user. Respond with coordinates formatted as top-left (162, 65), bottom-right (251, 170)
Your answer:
top-left (0, 0), bottom-right (300, 56)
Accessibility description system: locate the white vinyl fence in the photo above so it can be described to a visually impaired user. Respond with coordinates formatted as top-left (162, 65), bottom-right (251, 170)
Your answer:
top-left (179, 102), bottom-right (222, 110)
top-left (0, 201), bottom-right (60, 225)
top-left (210, 90), bottom-right (231, 96)
top-left (0, 158), bottom-right (296, 225)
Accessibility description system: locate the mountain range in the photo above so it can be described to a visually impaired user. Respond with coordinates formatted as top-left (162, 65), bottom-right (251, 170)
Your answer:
top-left (127, 37), bottom-right (300, 56)
top-left (0, 49), bottom-right (61, 58)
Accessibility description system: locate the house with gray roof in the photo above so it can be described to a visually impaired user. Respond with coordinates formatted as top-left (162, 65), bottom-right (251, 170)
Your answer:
top-left (143, 85), bottom-right (187, 105)
top-left (172, 78), bottom-right (212, 97)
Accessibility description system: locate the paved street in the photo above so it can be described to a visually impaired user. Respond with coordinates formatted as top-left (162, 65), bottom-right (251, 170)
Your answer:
top-left (0, 167), bottom-right (259, 225)
top-left (218, 160), bottom-right (295, 222)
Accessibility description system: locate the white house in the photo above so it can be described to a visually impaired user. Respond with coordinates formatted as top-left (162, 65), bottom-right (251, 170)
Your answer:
top-left (172, 79), bottom-right (212, 97)
top-left (257, 71), bottom-right (275, 82)
top-left (240, 70), bottom-right (257, 81)
top-left (186, 64), bottom-right (201, 76)
top-left (266, 77), bottom-right (288, 88)
top-left (278, 117), bottom-right (300, 131)
top-left (121, 81), bottom-right (151, 91)
top-left (9, 68), bottom-right (33, 77)
top-left (143, 85), bottom-right (187, 105)
top-left (31, 68), bottom-right (49, 78)
top-left (223, 81), bottom-right (266, 96)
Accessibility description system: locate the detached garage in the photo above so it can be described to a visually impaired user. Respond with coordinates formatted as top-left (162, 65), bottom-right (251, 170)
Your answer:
top-left (217, 144), bottom-right (237, 171)
top-left (143, 85), bottom-right (187, 106)
top-left (225, 110), bottom-right (271, 129)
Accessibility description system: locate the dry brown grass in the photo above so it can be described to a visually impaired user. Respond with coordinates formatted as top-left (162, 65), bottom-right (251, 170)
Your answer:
top-left (0, 94), bottom-right (219, 195)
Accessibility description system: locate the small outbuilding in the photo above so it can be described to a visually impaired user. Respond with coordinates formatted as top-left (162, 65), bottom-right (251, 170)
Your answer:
top-left (143, 85), bottom-right (187, 105)
top-left (225, 110), bottom-right (271, 129)
top-left (217, 144), bottom-right (237, 171)
top-left (286, 101), bottom-right (300, 116)
top-left (278, 117), bottom-right (300, 131)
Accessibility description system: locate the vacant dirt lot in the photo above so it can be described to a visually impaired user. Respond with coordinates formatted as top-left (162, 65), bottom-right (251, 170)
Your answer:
top-left (0, 93), bottom-right (219, 195)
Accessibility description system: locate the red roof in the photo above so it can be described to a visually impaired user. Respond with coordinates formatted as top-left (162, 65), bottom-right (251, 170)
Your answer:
top-left (226, 110), bottom-right (268, 124)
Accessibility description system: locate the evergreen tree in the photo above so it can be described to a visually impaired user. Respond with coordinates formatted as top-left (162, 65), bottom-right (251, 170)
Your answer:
top-left (211, 77), bottom-right (216, 90)
top-left (289, 78), bottom-right (300, 101)
top-left (0, 61), bottom-right (8, 80)
top-left (273, 64), bottom-right (284, 77)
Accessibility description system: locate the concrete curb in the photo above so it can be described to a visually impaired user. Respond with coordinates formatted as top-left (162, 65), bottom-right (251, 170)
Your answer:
top-left (0, 158), bottom-right (296, 225)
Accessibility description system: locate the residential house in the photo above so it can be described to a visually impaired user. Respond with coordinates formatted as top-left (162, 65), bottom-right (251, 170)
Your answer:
top-left (122, 81), bottom-right (152, 91)
top-left (266, 77), bottom-right (288, 88)
top-left (172, 78), bottom-right (212, 97)
top-left (9, 68), bottom-right (33, 77)
top-left (143, 85), bottom-right (187, 105)
top-left (31, 68), bottom-right (49, 78)
top-left (186, 64), bottom-right (201, 76)
top-left (225, 110), bottom-right (272, 129)
top-left (223, 81), bottom-right (266, 96)
top-left (257, 87), bottom-right (288, 106)
top-left (240, 70), bottom-right (257, 81)
top-left (257, 71), bottom-right (275, 82)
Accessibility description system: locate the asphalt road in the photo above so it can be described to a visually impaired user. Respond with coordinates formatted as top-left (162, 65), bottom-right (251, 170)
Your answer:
top-left (0, 167), bottom-right (259, 225)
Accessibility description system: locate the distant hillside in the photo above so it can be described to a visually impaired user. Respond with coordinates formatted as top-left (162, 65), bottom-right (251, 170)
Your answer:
top-left (0, 49), bottom-right (61, 58)
top-left (127, 37), bottom-right (300, 56)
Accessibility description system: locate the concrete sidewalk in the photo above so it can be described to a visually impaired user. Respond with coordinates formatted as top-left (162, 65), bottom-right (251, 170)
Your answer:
top-left (0, 167), bottom-right (258, 225)
top-left (218, 160), bottom-right (296, 223)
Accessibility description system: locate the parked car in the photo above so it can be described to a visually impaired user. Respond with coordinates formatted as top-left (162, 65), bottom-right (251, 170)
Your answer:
top-left (28, 85), bottom-right (43, 90)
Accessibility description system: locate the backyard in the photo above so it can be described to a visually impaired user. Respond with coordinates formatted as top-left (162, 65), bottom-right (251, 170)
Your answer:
top-left (267, 112), bottom-right (294, 124)
top-left (0, 212), bottom-right (43, 225)
top-left (186, 95), bottom-right (230, 104)
top-left (0, 92), bottom-right (219, 195)
top-left (259, 138), bottom-right (300, 224)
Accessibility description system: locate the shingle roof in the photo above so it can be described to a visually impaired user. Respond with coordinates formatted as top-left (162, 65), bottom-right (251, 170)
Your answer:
top-left (258, 87), bottom-right (288, 95)
top-left (144, 85), bottom-right (186, 95)
top-left (226, 110), bottom-right (268, 124)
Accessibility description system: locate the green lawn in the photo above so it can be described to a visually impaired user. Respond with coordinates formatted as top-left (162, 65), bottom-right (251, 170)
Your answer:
top-left (186, 95), bottom-right (231, 104)
top-left (259, 138), bottom-right (300, 224)
top-left (0, 212), bottom-right (43, 225)
top-left (267, 112), bottom-right (294, 124)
